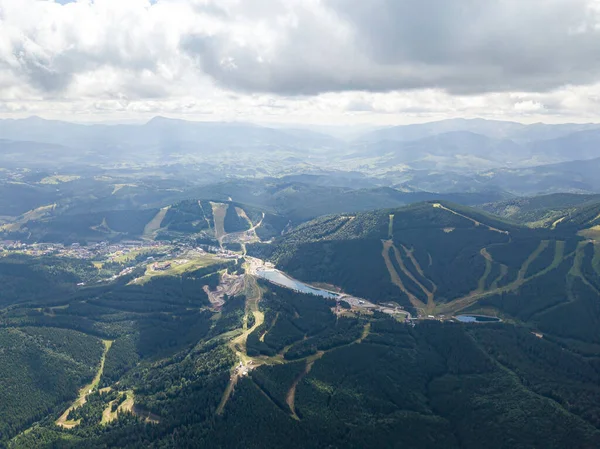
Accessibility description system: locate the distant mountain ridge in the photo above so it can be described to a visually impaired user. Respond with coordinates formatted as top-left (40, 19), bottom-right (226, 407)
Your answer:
top-left (358, 118), bottom-right (600, 143)
top-left (387, 156), bottom-right (600, 195)
top-left (0, 116), bottom-right (341, 153)
top-left (3, 116), bottom-right (600, 193)
top-left (480, 193), bottom-right (600, 230)
top-left (352, 127), bottom-right (600, 171)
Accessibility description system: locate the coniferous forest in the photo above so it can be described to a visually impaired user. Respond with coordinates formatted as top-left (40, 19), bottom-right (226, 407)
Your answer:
top-left (2, 198), bottom-right (600, 449)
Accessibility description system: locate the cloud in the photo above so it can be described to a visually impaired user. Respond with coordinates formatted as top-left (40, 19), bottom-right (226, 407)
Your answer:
top-left (0, 0), bottom-right (201, 98)
top-left (1, 0), bottom-right (600, 123)
top-left (182, 0), bottom-right (600, 95)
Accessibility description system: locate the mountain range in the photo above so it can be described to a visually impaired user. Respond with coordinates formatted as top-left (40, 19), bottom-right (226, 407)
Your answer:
top-left (4, 194), bottom-right (600, 449)
top-left (3, 116), bottom-right (600, 196)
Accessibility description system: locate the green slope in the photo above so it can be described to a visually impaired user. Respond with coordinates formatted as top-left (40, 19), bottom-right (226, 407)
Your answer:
top-left (480, 193), bottom-right (600, 229)
top-left (4, 201), bottom-right (600, 449)
top-left (250, 201), bottom-right (596, 334)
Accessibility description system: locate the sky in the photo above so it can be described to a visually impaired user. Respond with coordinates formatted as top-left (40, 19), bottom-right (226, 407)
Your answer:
top-left (2, 0), bottom-right (600, 125)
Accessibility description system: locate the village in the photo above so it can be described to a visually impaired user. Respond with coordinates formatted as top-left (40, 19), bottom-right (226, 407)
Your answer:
top-left (0, 239), bottom-right (166, 260)
top-left (2, 238), bottom-right (452, 325)
top-left (0, 238), bottom-right (241, 263)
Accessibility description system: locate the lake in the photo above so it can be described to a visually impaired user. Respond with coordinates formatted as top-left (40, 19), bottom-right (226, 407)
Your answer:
top-left (255, 268), bottom-right (340, 299)
top-left (455, 315), bottom-right (501, 323)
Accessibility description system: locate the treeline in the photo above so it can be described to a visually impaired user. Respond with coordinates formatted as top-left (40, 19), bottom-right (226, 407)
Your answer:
top-left (161, 200), bottom-right (211, 234)
top-left (275, 239), bottom-right (415, 311)
top-left (0, 328), bottom-right (103, 444)
top-left (21, 208), bottom-right (159, 244)
top-left (0, 255), bottom-right (96, 307)
top-left (247, 284), bottom-right (336, 357)
top-left (284, 317), bottom-right (363, 360)
top-left (209, 295), bottom-right (246, 336)
top-left (477, 254), bottom-right (574, 321)
top-left (223, 205), bottom-right (251, 233)
top-left (9, 316), bottom-right (600, 449)
top-left (1, 258), bottom-right (237, 359)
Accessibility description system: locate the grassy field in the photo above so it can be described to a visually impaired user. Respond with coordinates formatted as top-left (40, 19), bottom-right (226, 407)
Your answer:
top-left (0, 204), bottom-right (56, 232)
top-left (516, 241), bottom-right (549, 283)
top-left (569, 241), bottom-right (587, 278)
top-left (101, 390), bottom-right (134, 425)
top-left (132, 254), bottom-right (224, 284)
top-left (211, 202), bottom-right (228, 241)
top-left (286, 353), bottom-right (324, 420)
top-left (56, 340), bottom-right (113, 429)
top-left (437, 240), bottom-right (566, 315)
top-left (110, 245), bottom-right (169, 264)
top-left (593, 244), bottom-right (600, 276)
top-left (90, 218), bottom-right (114, 234)
top-left (392, 245), bottom-right (434, 308)
top-left (39, 175), bottom-right (81, 184)
top-left (381, 240), bottom-right (428, 313)
top-left (143, 207), bottom-right (170, 238)
top-left (111, 184), bottom-right (137, 195)
top-left (235, 207), bottom-right (253, 228)
top-left (477, 248), bottom-right (494, 293)
top-left (216, 276), bottom-right (265, 415)
top-left (579, 225), bottom-right (600, 241)
top-left (432, 203), bottom-right (509, 235)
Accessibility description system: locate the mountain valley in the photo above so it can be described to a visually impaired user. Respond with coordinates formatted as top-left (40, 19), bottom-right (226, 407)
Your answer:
top-left (3, 117), bottom-right (600, 448)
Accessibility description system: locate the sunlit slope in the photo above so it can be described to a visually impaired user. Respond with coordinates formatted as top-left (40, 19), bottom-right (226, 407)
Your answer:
top-left (480, 193), bottom-right (600, 229)
top-left (1, 197), bottom-right (288, 245)
top-left (253, 201), bottom-right (597, 339)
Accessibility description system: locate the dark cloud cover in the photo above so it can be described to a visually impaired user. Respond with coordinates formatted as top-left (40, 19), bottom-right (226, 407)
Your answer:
top-left (182, 0), bottom-right (600, 95)
top-left (3, 0), bottom-right (600, 120)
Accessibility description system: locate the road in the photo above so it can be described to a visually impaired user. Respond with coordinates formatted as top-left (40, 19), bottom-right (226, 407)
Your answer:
top-left (216, 276), bottom-right (265, 415)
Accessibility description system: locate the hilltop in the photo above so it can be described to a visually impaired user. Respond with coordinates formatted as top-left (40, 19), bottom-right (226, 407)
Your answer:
top-left (249, 201), bottom-right (600, 347)
top-left (1, 198), bottom-right (600, 448)
top-left (480, 193), bottom-right (600, 232)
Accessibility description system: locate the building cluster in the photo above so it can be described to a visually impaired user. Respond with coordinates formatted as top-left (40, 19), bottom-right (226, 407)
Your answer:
top-left (0, 239), bottom-right (167, 261)
top-left (233, 360), bottom-right (254, 378)
top-left (152, 261), bottom-right (172, 271)
top-left (0, 168), bottom-right (28, 182)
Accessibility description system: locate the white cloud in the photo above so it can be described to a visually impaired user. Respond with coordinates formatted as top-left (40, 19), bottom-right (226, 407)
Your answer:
top-left (1, 0), bottom-right (600, 124)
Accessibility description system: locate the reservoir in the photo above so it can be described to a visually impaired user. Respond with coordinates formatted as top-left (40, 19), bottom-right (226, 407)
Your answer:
top-left (255, 268), bottom-right (340, 299)
top-left (455, 315), bottom-right (501, 323)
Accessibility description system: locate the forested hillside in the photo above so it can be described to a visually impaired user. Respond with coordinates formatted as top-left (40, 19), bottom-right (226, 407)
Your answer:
top-left (249, 202), bottom-right (516, 311)
top-left (0, 254), bottom-right (242, 445)
top-left (7, 283), bottom-right (600, 449)
top-left (479, 193), bottom-right (600, 229)
top-left (1, 198), bottom-right (287, 245)
top-left (250, 200), bottom-right (599, 342)
top-left (2, 199), bottom-right (600, 448)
